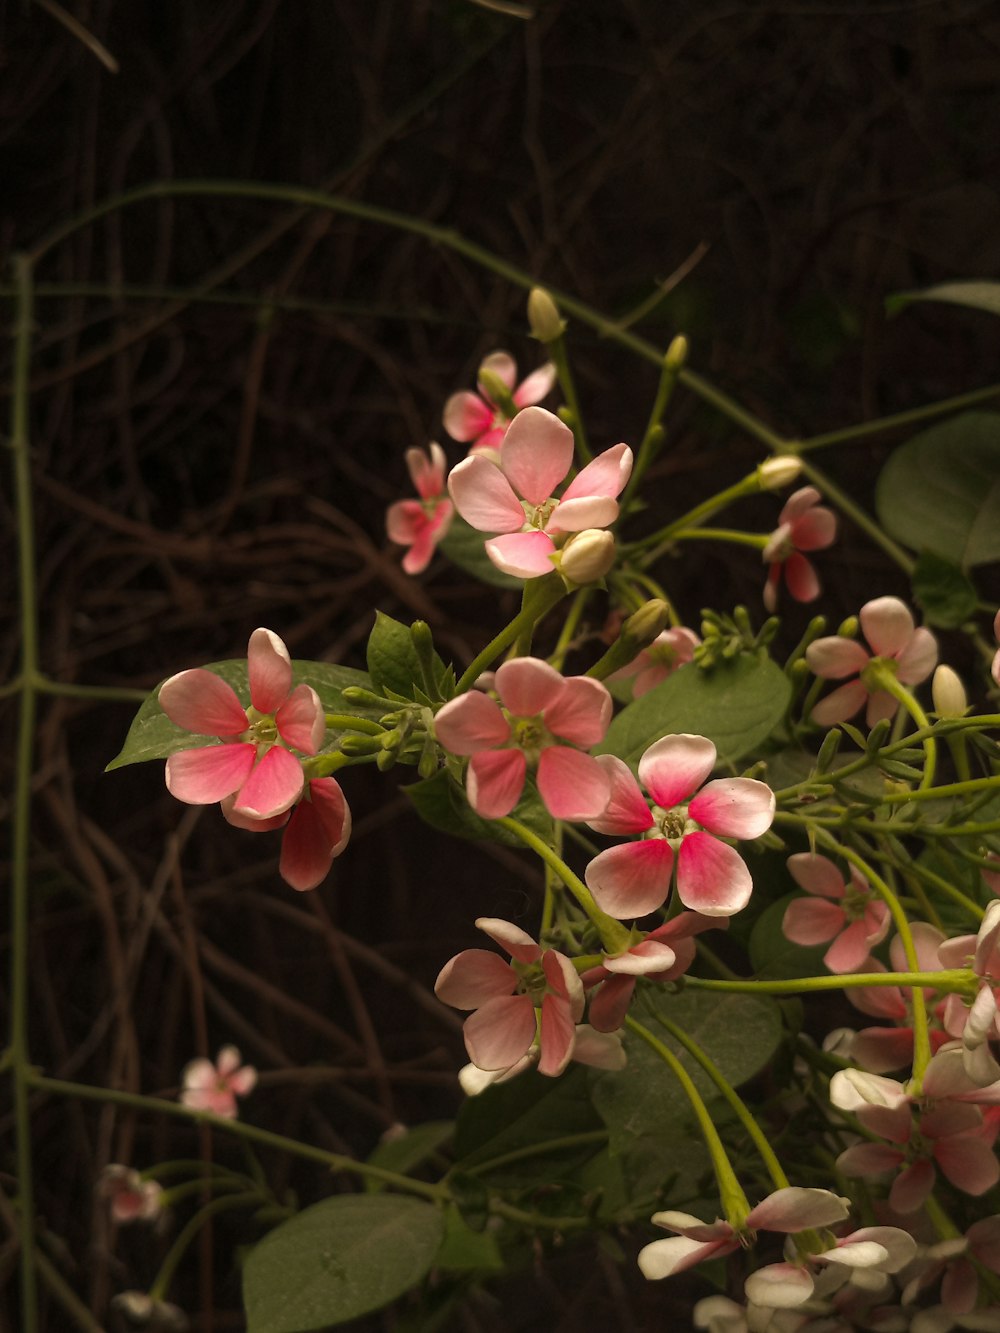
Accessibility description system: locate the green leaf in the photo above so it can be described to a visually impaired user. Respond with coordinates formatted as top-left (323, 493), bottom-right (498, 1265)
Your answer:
top-left (439, 514), bottom-right (522, 589)
top-left (366, 611), bottom-right (452, 700)
top-left (597, 654), bottom-right (790, 769)
top-left (106, 660), bottom-right (376, 771)
top-left (874, 412), bottom-right (1000, 568)
top-left (911, 549), bottom-right (979, 628)
top-left (243, 1195), bottom-right (444, 1333)
top-left (886, 281), bottom-right (1000, 320)
top-left (434, 1204), bottom-right (504, 1272)
top-left (364, 1121), bottom-right (453, 1193)
top-left (405, 768), bottom-right (553, 848)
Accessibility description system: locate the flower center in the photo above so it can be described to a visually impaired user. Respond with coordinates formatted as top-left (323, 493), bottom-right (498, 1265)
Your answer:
top-left (521, 497), bottom-right (559, 531)
top-left (511, 715), bottom-right (551, 761)
top-left (650, 804), bottom-right (692, 843)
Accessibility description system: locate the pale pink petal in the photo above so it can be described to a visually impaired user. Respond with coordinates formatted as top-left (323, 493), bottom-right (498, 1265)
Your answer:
top-left (546, 495), bottom-right (620, 534)
top-left (588, 975), bottom-right (635, 1031)
top-left (485, 530), bottom-right (559, 578)
top-left (784, 551), bottom-right (821, 603)
top-left (993, 644), bottom-right (1000, 687)
top-left (890, 1160), bottom-right (935, 1214)
top-left (585, 840), bottom-right (674, 918)
top-left (586, 755), bottom-right (654, 835)
top-left (165, 743), bottom-right (256, 804)
top-left (512, 361), bottom-right (557, 407)
top-left (495, 656), bottom-right (565, 717)
top-left (233, 745), bottom-right (304, 819)
top-left (536, 747), bottom-right (612, 820)
top-left (865, 690), bottom-right (900, 727)
top-left (448, 455), bottom-right (525, 532)
top-left (688, 777), bottom-right (775, 839)
top-left (837, 1143), bottom-right (905, 1178)
top-left (850, 1026), bottom-right (917, 1073)
top-left (744, 1261), bottom-right (815, 1309)
top-left (811, 680), bottom-right (868, 726)
top-left (216, 1045), bottom-right (243, 1077)
top-left (542, 950), bottom-right (585, 1020)
top-left (571, 1024), bottom-right (626, 1069)
top-left (159, 669), bottom-right (248, 736)
top-left (538, 993), bottom-right (577, 1076)
top-left (825, 919), bottom-right (875, 973)
top-left (860, 596), bottom-right (915, 658)
top-left (182, 1058), bottom-right (218, 1091)
top-left (840, 1226), bottom-right (916, 1272)
top-left (638, 1235), bottom-right (722, 1280)
top-left (463, 994), bottom-right (537, 1070)
top-left (829, 1067), bottom-right (910, 1111)
top-left (806, 637), bottom-right (871, 679)
top-left (275, 684), bottom-right (324, 754)
top-left (676, 833), bottom-right (753, 916)
top-left (969, 1215), bottom-right (1000, 1270)
top-left (792, 506), bottom-right (837, 551)
top-left (542, 676), bottom-right (612, 746)
top-left (467, 748), bottom-right (527, 818)
top-left (603, 940), bottom-right (677, 975)
top-left (499, 406), bottom-right (574, 504)
top-left (890, 920), bottom-right (946, 972)
top-left (228, 1066), bottom-right (258, 1096)
top-left (478, 350), bottom-right (517, 393)
top-left (475, 916), bottom-right (541, 964)
top-left (820, 1241), bottom-right (890, 1270)
top-left (749, 1187), bottom-right (850, 1231)
top-left (896, 626), bottom-right (938, 684)
top-left (247, 628), bottom-right (293, 714)
top-left (787, 852), bottom-right (846, 899)
top-left (782, 897), bottom-right (845, 946)
top-left (934, 1136), bottom-right (1000, 1196)
top-left (435, 691), bottom-right (510, 755)
top-left (443, 391), bottom-right (493, 442)
top-left (434, 949), bottom-right (516, 1008)
top-left (560, 443), bottom-right (633, 503)
top-left (638, 733), bottom-right (717, 810)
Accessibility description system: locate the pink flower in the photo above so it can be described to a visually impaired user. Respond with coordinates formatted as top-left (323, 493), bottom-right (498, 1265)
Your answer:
top-left (805, 596), bottom-right (937, 728)
top-left (386, 442), bottom-right (454, 575)
top-left (180, 1045), bottom-right (257, 1119)
top-left (443, 350), bottom-right (556, 459)
top-left (458, 1024), bottom-right (626, 1095)
top-left (992, 608), bottom-right (1000, 686)
top-left (583, 736), bottom-right (775, 920)
top-left (744, 1225), bottom-right (917, 1311)
top-left (782, 853), bottom-right (890, 973)
top-left (447, 406), bottom-right (632, 579)
top-left (160, 629), bottom-right (324, 820)
top-left (434, 917), bottom-right (584, 1078)
top-left (99, 1165), bottom-right (163, 1224)
top-left (222, 775), bottom-right (351, 892)
top-left (610, 627), bottom-right (700, 698)
top-left (434, 657), bottom-right (612, 821)
top-left (762, 486), bottom-right (837, 613)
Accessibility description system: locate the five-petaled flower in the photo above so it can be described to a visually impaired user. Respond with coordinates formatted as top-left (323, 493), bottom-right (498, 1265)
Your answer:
top-left (386, 442), bottom-right (454, 574)
top-left (762, 485), bottom-right (836, 613)
top-left (434, 656), bottom-right (612, 820)
top-left (443, 350), bottom-right (556, 459)
top-left (160, 629), bottom-right (324, 820)
top-left (447, 406), bottom-right (632, 579)
top-left (781, 852), bottom-right (890, 973)
top-left (583, 735), bottom-right (775, 919)
top-left (180, 1045), bottom-right (257, 1119)
top-left (99, 1165), bottom-right (163, 1225)
top-left (805, 595), bottom-right (937, 729)
top-left (222, 774), bottom-right (351, 892)
top-left (610, 627), bottom-right (700, 699)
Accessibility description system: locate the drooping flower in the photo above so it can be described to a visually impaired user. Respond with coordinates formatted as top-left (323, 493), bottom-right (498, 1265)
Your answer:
top-left (805, 596), bottom-right (937, 729)
top-left (385, 442), bottom-right (454, 575)
top-left (762, 486), bottom-right (837, 613)
top-left (782, 853), bottom-right (890, 973)
top-left (443, 350), bottom-right (556, 459)
top-left (447, 406), bottom-right (632, 579)
top-left (160, 629), bottom-right (324, 820)
top-left (583, 736), bottom-right (775, 919)
top-left (610, 627), bottom-right (701, 698)
top-left (222, 774), bottom-right (352, 892)
top-left (743, 1225), bottom-right (917, 1311)
top-left (434, 656), bottom-right (612, 820)
top-left (457, 1023), bottom-right (625, 1095)
top-left (99, 1165), bottom-right (163, 1224)
top-left (434, 917), bottom-right (585, 1078)
top-left (180, 1045), bottom-right (258, 1119)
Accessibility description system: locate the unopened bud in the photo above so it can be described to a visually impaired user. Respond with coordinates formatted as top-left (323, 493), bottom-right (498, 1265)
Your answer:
top-left (837, 616), bottom-right (859, 639)
top-left (557, 529), bottom-right (616, 584)
top-left (339, 733), bottom-right (385, 757)
top-left (664, 334), bottom-right (688, 372)
top-left (758, 456), bottom-right (803, 490)
top-left (527, 287), bottom-right (566, 343)
top-left (932, 664), bottom-right (967, 718)
top-left (623, 599), bottom-right (671, 646)
top-left (477, 367), bottom-right (516, 413)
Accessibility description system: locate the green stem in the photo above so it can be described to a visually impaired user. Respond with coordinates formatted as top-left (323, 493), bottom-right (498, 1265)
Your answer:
top-left (798, 458), bottom-right (914, 573)
top-left (463, 1130), bottom-right (608, 1177)
top-left (621, 349), bottom-right (684, 511)
top-left (683, 969), bottom-right (973, 996)
top-left (548, 588), bottom-right (590, 672)
top-left (866, 666), bottom-right (936, 790)
top-left (454, 576), bottom-right (565, 693)
top-left (670, 527), bottom-right (769, 548)
top-left (547, 334), bottom-right (591, 462)
top-left (149, 1191), bottom-right (264, 1302)
top-left (797, 382), bottom-right (1000, 452)
top-left (630, 472), bottom-right (761, 561)
top-left (489, 1199), bottom-right (591, 1231)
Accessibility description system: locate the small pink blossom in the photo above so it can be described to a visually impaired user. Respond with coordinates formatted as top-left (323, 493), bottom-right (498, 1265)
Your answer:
top-left (386, 442), bottom-right (454, 575)
top-left (447, 406), bottom-right (632, 579)
top-left (762, 486), bottom-right (837, 613)
top-left (99, 1165), bottom-right (163, 1224)
top-left (782, 853), bottom-right (890, 973)
top-left (443, 350), bottom-right (556, 459)
top-left (805, 596), bottom-right (937, 729)
top-left (160, 629), bottom-right (324, 820)
top-left (744, 1225), bottom-right (917, 1311)
top-left (992, 608), bottom-right (1000, 687)
top-left (434, 656), bottom-right (612, 821)
top-left (435, 917), bottom-right (585, 1078)
top-left (222, 774), bottom-right (352, 892)
top-left (181, 1045), bottom-right (258, 1119)
top-left (610, 627), bottom-right (700, 698)
top-left (583, 736), bottom-right (775, 920)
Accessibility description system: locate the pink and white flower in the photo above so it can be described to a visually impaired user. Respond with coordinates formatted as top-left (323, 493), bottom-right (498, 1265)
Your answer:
top-left (223, 774), bottom-right (352, 892)
top-left (160, 629), bottom-right (324, 820)
top-left (583, 735), bottom-right (776, 919)
top-left (457, 1023), bottom-right (625, 1095)
top-left (434, 917), bottom-right (584, 1078)
top-left (447, 406), bottom-right (632, 579)
top-left (805, 596), bottom-right (937, 729)
top-left (99, 1165), bottom-right (163, 1224)
top-left (180, 1045), bottom-right (257, 1119)
top-left (434, 656), bottom-right (612, 821)
top-left (610, 627), bottom-right (700, 698)
top-left (782, 853), bottom-right (890, 973)
top-left (992, 609), bottom-right (1000, 687)
top-left (762, 486), bottom-right (837, 613)
top-left (386, 442), bottom-right (454, 574)
top-left (744, 1225), bottom-right (917, 1311)
top-left (443, 350), bottom-right (556, 459)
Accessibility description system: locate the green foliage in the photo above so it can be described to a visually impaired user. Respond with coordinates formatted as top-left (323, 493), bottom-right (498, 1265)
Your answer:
top-left (749, 895), bottom-right (828, 981)
top-left (242, 1194), bottom-right (445, 1332)
top-left (366, 611), bottom-right (454, 701)
top-left (364, 1121), bottom-right (454, 1193)
top-left (911, 550), bottom-right (979, 628)
top-left (440, 514), bottom-right (522, 589)
top-left (886, 280), bottom-right (1000, 320)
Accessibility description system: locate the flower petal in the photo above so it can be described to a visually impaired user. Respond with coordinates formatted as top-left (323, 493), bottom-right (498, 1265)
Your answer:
top-left (585, 840), bottom-right (674, 919)
top-left (586, 755), bottom-right (654, 835)
top-left (463, 994), bottom-right (537, 1070)
top-left (435, 692), bottom-right (510, 755)
top-left (536, 747), bottom-right (612, 820)
top-left (744, 1262), bottom-right (815, 1310)
top-left (233, 745), bottom-right (304, 819)
top-left (688, 777), bottom-right (774, 839)
top-left (782, 897), bottom-right (844, 946)
top-left (560, 443), bottom-right (633, 503)
top-left (748, 1186), bottom-right (850, 1231)
top-left (896, 626), bottom-right (938, 684)
top-left (248, 628), bottom-right (293, 714)
top-left (638, 1236), bottom-right (722, 1280)
top-left (860, 596), bottom-right (914, 657)
top-left (448, 455), bottom-right (525, 532)
top-left (784, 551), bottom-right (821, 603)
top-left (443, 390), bottom-right (493, 442)
top-left (499, 406), bottom-right (574, 504)
top-left (478, 350), bottom-right (518, 393)
top-left (811, 679), bottom-right (868, 727)
top-left (512, 361), bottom-right (557, 407)
top-left (638, 733), bottom-right (717, 810)
top-left (279, 778), bottom-right (351, 891)
top-left (538, 992), bottom-right (577, 1076)
top-left (546, 495), bottom-right (620, 533)
top-left (475, 916), bottom-right (541, 964)
top-left (787, 852), bottom-right (845, 899)
top-left (485, 531), bottom-right (559, 578)
top-left (676, 832), bottom-right (753, 916)
top-left (495, 656), bottom-right (565, 717)
top-left (275, 683), bottom-right (325, 754)
top-left (467, 748), bottom-right (527, 818)
top-left (542, 676), bottom-right (612, 747)
top-left (434, 949), bottom-right (516, 1008)
top-left (159, 669), bottom-right (248, 736)
top-left (165, 743), bottom-right (256, 804)
top-left (806, 637), bottom-right (870, 679)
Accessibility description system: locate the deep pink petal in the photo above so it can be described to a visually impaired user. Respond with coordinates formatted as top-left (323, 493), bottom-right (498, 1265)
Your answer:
top-left (434, 949), bottom-right (516, 1009)
top-left (586, 755), bottom-right (654, 835)
top-left (401, 527), bottom-right (435, 575)
top-left (588, 975), bottom-right (636, 1031)
top-left (585, 840), bottom-right (674, 919)
top-left (536, 747), bottom-right (612, 820)
top-left (463, 994), bottom-right (537, 1070)
top-left (784, 551), bottom-right (821, 603)
top-left (638, 733), bottom-right (717, 810)
top-left (860, 596), bottom-right (914, 657)
top-left (279, 780), bottom-right (351, 892)
top-left (676, 832), bottom-right (753, 916)
top-left (791, 506), bottom-right (837, 551)
top-left (811, 680), bottom-right (868, 726)
top-left (787, 852), bottom-right (845, 899)
top-left (560, 443), bottom-right (633, 503)
top-left (824, 920), bottom-right (875, 973)
top-left (688, 777), bottom-right (774, 839)
top-left (159, 669), bottom-right (248, 736)
top-left (386, 499), bottom-right (425, 545)
top-left (233, 745), bottom-right (304, 819)
top-left (468, 748), bottom-right (527, 818)
top-left (275, 684), bottom-right (324, 754)
top-left (538, 993), bottom-right (577, 1076)
top-left (485, 531), bottom-right (558, 578)
top-left (805, 637), bottom-right (870, 679)
top-left (896, 626), bottom-right (938, 684)
top-left (512, 362), bottom-right (556, 407)
top-left (495, 657), bottom-right (565, 717)
top-left (499, 406), bottom-right (574, 504)
top-left (542, 676), bottom-right (612, 747)
top-left (779, 486), bottom-right (822, 524)
top-left (165, 743), bottom-right (256, 804)
top-left (443, 391), bottom-right (493, 443)
top-left (247, 628), bottom-right (293, 714)
top-left (448, 455), bottom-right (525, 532)
top-left (406, 442), bottom-right (447, 499)
top-left (475, 916), bottom-right (541, 964)
top-left (782, 897), bottom-right (844, 946)
top-left (435, 691), bottom-right (510, 755)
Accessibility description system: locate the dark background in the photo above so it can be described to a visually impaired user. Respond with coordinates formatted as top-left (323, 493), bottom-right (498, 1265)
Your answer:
top-left (3, 0), bottom-right (1000, 1327)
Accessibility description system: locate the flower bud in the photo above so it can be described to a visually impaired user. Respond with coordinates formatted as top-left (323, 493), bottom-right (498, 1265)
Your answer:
top-left (623, 599), bottom-right (671, 646)
top-left (932, 664), bottom-right (967, 717)
top-left (557, 529), bottom-right (616, 584)
top-left (758, 456), bottom-right (803, 490)
top-left (527, 287), bottom-right (566, 343)
top-left (477, 367), bottom-right (516, 412)
top-left (664, 333), bottom-right (688, 371)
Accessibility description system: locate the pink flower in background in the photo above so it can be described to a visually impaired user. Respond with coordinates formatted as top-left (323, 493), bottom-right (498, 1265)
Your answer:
top-left (160, 629), bottom-right (324, 820)
top-left (762, 486), bottom-right (837, 613)
top-left (447, 406), bottom-right (632, 579)
top-left (223, 775), bottom-right (352, 892)
top-left (181, 1046), bottom-right (257, 1119)
top-left (992, 608), bottom-right (1000, 686)
top-left (782, 853), bottom-right (889, 973)
top-left (805, 596), bottom-right (937, 728)
top-left (434, 656), bottom-right (612, 820)
top-left (386, 442), bottom-right (454, 574)
top-left (583, 736), bottom-right (775, 919)
top-left (610, 627), bottom-right (700, 698)
top-left (443, 350), bottom-right (557, 459)
top-left (435, 917), bottom-right (584, 1078)
top-left (99, 1165), bottom-right (163, 1224)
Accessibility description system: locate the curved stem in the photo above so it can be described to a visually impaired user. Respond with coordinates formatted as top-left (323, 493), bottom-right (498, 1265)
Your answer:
top-left (149, 1190), bottom-right (264, 1301)
top-left (454, 576), bottom-right (565, 693)
top-left (866, 666), bottom-right (936, 790)
top-left (683, 969), bottom-right (972, 996)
